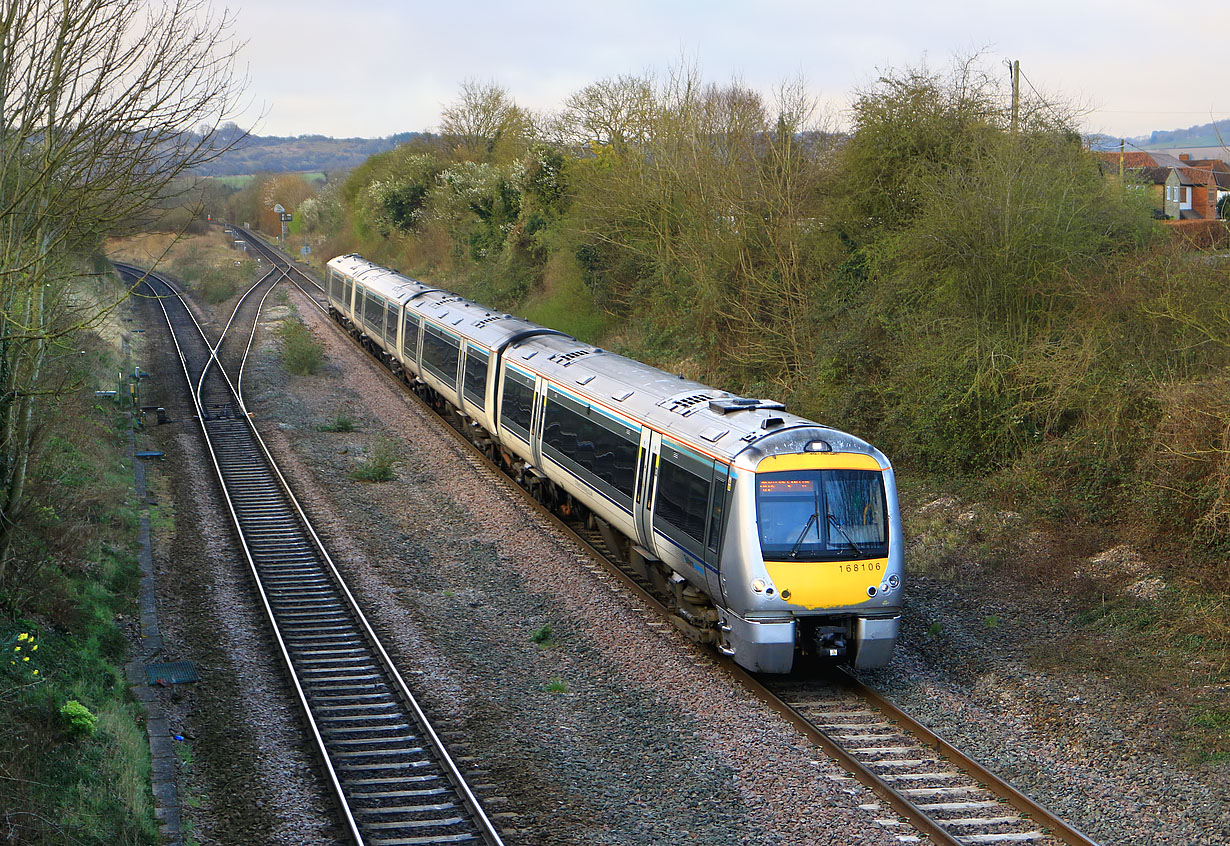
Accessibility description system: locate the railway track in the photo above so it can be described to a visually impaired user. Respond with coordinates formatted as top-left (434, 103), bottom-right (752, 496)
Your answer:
top-left (228, 229), bottom-right (1102, 846)
top-left (116, 261), bottom-right (505, 846)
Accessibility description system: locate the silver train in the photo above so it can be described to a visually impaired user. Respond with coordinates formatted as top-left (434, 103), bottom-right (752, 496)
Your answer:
top-left (324, 254), bottom-right (903, 673)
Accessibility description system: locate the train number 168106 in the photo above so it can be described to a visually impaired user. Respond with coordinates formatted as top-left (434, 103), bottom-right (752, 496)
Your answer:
top-left (834, 561), bottom-right (884, 574)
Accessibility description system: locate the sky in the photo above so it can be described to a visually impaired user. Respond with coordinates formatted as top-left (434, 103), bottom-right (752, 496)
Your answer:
top-left (226, 0), bottom-right (1230, 143)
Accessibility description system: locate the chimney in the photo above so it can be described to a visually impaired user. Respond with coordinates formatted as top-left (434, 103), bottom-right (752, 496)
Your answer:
top-left (1180, 153), bottom-right (1191, 161)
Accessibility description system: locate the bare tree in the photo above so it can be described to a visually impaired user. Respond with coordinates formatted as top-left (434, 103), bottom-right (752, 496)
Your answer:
top-left (439, 78), bottom-right (533, 162)
top-left (0, 0), bottom-right (245, 590)
top-left (558, 73), bottom-right (657, 151)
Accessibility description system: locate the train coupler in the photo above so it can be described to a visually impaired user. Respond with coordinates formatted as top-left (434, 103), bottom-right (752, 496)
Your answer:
top-left (813, 626), bottom-right (849, 660)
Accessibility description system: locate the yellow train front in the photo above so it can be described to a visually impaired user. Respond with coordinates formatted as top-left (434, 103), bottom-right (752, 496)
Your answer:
top-left (715, 430), bottom-right (903, 673)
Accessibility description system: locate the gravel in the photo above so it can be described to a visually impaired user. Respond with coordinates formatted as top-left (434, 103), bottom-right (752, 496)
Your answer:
top-left (860, 564), bottom-right (1230, 844)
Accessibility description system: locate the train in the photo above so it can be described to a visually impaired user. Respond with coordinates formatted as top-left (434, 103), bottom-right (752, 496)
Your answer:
top-left (323, 253), bottom-right (903, 673)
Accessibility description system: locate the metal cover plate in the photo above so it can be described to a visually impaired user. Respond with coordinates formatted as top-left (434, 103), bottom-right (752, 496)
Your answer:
top-left (145, 661), bottom-right (199, 685)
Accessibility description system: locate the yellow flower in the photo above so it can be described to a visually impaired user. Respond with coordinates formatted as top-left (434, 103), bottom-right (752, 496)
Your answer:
top-left (22, 657), bottom-right (29, 662)
top-left (13, 646), bottom-right (19, 652)
top-left (31, 645), bottom-right (36, 651)
top-left (32, 670), bottom-right (37, 676)
top-left (17, 633), bottom-right (28, 641)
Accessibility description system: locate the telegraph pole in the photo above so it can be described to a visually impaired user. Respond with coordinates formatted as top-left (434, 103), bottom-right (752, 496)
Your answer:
top-left (1010, 59), bottom-right (1020, 132)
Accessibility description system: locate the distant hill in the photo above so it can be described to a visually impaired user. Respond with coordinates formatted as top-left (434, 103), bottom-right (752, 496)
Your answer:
top-left (1135, 121), bottom-right (1227, 150)
top-left (195, 124), bottom-right (431, 177)
top-left (1087, 121), bottom-right (1227, 153)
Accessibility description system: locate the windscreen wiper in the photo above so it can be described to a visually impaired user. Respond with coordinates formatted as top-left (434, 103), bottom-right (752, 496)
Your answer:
top-left (827, 513), bottom-right (865, 556)
top-left (789, 512), bottom-right (818, 558)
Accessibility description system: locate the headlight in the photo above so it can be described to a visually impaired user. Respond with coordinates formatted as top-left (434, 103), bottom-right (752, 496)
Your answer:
top-left (751, 578), bottom-right (766, 593)
top-left (888, 574), bottom-right (900, 589)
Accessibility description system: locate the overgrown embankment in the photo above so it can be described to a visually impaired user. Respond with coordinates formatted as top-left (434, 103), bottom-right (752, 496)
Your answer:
top-left (0, 268), bottom-right (158, 845)
top-left (107, 229), bottom-right (261, 304)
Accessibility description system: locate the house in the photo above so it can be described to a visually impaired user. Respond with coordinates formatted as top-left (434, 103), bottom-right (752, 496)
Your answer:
top-left (1096, 150), bottom-right (1230, 219)
top-left (1163, 168), bottom-right (1198, 218)
top-left (1176, 154), bottom-right (1230, 219)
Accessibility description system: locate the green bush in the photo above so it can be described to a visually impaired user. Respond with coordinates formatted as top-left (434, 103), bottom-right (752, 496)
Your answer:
top-left (60, 700), bottom-right (98, 738)
top-left (279, 319), bottom-right (323, 376)
top-left (196, 267), bottom-right (238, 303)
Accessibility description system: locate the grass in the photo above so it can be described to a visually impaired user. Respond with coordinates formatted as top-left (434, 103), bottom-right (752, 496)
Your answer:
top-left (899, 481), bottom-right (1228, 765)
top-left (1030, 577), bottom-right (1230, 765)
top-left (1188, 708), bottom-right (1230, 764)
top-left (0, 432), bottom-right (159, 844)
top-left (530, 624), bottom-right (555, 646)
top-left (147, 470), bottom-right (175, 535)
top-left (899, 491), bottom-right (1015, 581)
top-left (544, 678), bottom-right (568, 694)
top-left (520, 252), bottom-right (610, 343)
top-left (175, 738), bottom-right (194, 767)
top-left (213, 174), bottom-right (252, 189)
top-left (106, 230), bottom-right (259, 304)
top-left (211, 172), bottom-right (325, 190)
top-left (169, 243), bottom-right (255, 304)
top-left (318, 414), bottom-right (355, 433)
top-left (351, 439), bottom-right (396, 482)
top-left (278, 319), bottom-right (323, 376)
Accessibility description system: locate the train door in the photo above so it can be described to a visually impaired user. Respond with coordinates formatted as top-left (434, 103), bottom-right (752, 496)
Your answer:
top-left (529, 376), bottom-right (545, 468)
top-left (633, 430), bottom-right (662, 548)
top-left (704, 464), bottom-right (732, 601)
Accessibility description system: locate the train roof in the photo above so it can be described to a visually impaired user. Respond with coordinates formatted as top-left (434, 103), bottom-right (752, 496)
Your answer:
top-left (409, 289), bottom-right (568, 353)
top-left (327, 254), bottom-right (438, 304)
top-left (505, 333), bottom-right (881, 465)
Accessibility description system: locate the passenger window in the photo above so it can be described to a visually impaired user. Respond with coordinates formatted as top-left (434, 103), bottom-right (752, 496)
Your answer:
top-left (421, 323), bottom-right (460, 386)
top-left (655, 449), bottom-right (710, 547)
top-left (541, 388), bottom-right (638, 510)
top-left (402, 312), bottom-right (419, 359)
top-left (464, 347), bottom-right (489, 408)
top-left (384, 302), bottom-right (398, 342)
top-left (707, 469), bottom-right (730, 555)
top-left (500, 367), bottom-right (534, 439)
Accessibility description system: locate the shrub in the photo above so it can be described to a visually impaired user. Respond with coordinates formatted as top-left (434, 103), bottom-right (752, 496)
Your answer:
top-left (196, 267), bottom-right (238, 303)
top-left (1164, 219), bottom-right (1230, 251)
top-left (60, 700), bottom-right (98, 738)
top-left (351, 439), bottom-right (396, 482)
top-left (279, 319), bottom-right (323, 376)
